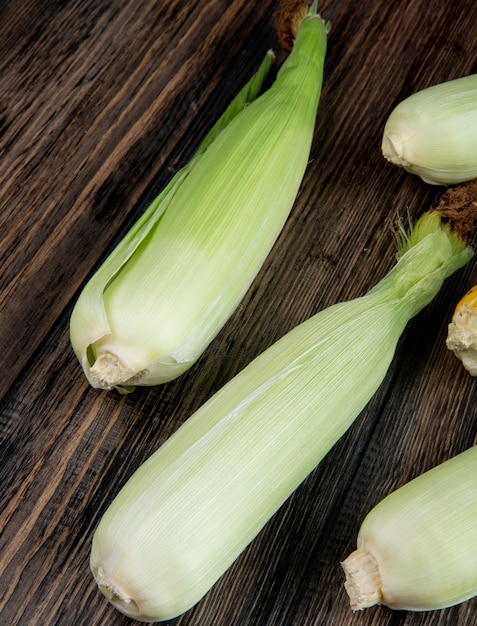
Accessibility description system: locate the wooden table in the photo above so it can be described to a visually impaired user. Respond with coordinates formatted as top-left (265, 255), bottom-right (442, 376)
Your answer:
top-left (1, 1), bottom-right (476, 624)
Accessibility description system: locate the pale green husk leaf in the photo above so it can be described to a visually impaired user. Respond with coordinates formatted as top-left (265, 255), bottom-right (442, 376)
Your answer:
top-left (343, 445), bottom-right (477, 611)
top-left (382, 73), bottom-right (477, 185)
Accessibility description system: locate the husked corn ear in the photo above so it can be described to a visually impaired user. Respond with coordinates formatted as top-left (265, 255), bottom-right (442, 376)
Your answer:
top-left (70, 5), bottom-right (329, 393)
top-left (342, 445), bottom-right (477, 611)
top-left (382, 73), bottom-right (477, 185)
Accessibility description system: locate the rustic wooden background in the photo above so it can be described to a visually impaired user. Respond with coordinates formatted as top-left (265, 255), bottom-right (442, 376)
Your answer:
top-left (1, 0), bottom-right (476, 624)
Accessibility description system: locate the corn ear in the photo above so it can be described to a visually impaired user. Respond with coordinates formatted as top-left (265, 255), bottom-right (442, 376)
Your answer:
top-left (342, 445), bottom-right (477, 611)
top-left (382, 73), bottom-right (477, 185)
top-left (447, 285), bottom-right (477, 375)
top-left (70, 7), bottom-right (329, 392)
top-left (90, 211), bottom-right (472, 622)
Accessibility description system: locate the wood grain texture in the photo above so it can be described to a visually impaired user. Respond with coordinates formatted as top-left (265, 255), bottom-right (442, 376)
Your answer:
top-left (1, 0), bottom-right (476, 625)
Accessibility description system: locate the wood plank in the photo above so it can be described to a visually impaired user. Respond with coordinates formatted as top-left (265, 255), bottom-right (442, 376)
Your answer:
top-left (1, 0), bottom-right (477, 624)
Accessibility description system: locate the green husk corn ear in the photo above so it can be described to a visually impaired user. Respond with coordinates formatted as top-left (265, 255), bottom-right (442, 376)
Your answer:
top-left (70, 2), bottom-right (329, 393)
top-left (382, 73), bottom-right (477, 185)
top-left (90, 205), bottom-right (473, 622)
top-left (342, 445), bottom-right (477, 611)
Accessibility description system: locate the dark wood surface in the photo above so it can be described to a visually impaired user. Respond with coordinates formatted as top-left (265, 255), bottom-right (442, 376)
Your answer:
top-left (1, 1), bottom-right (477, 624)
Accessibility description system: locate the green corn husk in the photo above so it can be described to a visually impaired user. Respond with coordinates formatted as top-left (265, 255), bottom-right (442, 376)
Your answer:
top-left (342, 445), bottom-right (477, 611)
top-left (90, 210), bottom-right (472, 622)
top-left (382, 73), bottom-right (477, 185)
top-left (70, 3), bottom-right (329, 392)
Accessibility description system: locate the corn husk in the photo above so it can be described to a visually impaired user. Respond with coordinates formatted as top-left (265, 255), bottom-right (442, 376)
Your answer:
top-left (90, 210), bottom-right (472, 622)
top-left (70, 5), bottom-right (329, 392)
top-left (342, 445), bottom-right (477, 611)
top-left (382, 73), bottom-right (477, 185)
